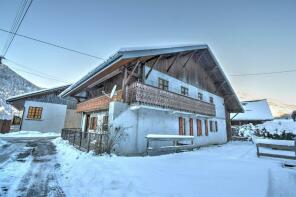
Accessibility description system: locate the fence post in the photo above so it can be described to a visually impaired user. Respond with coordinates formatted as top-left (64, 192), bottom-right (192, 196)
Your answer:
top-left (256, 144), bottom-right (260, 157)
top-left (87, 133), bottom-right (91, 153)
top-left (73, 132), bottom-right (76, 145)
top-left (79, 132), bottom-right (82, 150)
top-left (294, 138), bottom-right (296, 156)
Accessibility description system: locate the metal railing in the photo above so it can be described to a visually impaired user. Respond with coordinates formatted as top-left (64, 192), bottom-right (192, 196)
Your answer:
top-left (61, 128), bottom-right (108, 153)
top-left (128, 82), bottom-right (216, 116)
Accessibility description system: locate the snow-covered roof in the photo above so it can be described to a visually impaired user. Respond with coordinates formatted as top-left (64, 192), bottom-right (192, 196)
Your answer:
top-left (59, 44), bottom-right (243, 113)
top-left (231, 99), bottom-right (273, 121)
top-left (6, 84), bottom-right (70, 102)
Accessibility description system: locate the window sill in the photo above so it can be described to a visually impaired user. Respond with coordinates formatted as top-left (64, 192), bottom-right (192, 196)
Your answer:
top-left (25, 118), bottom-right (43, 121)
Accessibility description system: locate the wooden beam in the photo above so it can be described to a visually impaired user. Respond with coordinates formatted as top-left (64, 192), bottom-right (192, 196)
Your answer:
top-left (195, 50), bottom-right (207, 64)
top-left (214, 81), bottom-right (227, 94)
top-left (182, 51), bottom-right (197, 68)
top-left (166, 54), bottom-right (180, 72)
top-left (125, 61), bottom-right (140, 85)
top-left (145, 55), bottom-right (161, 79)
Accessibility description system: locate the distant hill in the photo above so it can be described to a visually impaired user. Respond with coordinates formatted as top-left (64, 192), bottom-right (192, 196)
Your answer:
top-left (237, 91), bottom-right (296, 118)
top-left (0, 63), bottom-right (40, 120)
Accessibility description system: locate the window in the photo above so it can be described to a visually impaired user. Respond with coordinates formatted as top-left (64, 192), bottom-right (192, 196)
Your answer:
top-left (158, 78), bottom-right (169, 91)
top-left (215, 121), bottom-right (218, 132)
top-left (198, 93), bottom-right (203, 100)
top-left (210, 121), bottom-right (214, 132)
top-left (181, 86), bottom-right (188, 96)
top-left (89, 117), bottom-right (97, 130)
top-left (27, 107), bottom-right (43, 120)
top-left (210, 97), bottom-right (214, 104)
top-left (102, 115), bottom-right (108, 132)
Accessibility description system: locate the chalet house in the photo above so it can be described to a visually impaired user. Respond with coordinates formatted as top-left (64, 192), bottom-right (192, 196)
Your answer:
top-left (6, 85), bottom-right (81, 133)
top-left (231, 99), bottom-right (273, 125)
top-left (60, 44), bottom-right (243, 155)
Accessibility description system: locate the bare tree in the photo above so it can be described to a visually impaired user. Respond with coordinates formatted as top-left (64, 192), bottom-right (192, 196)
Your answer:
top-left (94, 125), bottom-right (127, 155)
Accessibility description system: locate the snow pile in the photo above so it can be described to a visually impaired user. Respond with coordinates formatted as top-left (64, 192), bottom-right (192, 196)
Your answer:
top-left (0, 139), bottom-right (7, 146)
top-left (53, 138), bottom-right (296, 197)
top-left (236, 119), bottom-right (296, 139)
top-left (0, 130), bottom-right (60, 138)
top-left (258, 119), bottom-right (296, 134)
top-left (254, 138), bottom-right (295, 146)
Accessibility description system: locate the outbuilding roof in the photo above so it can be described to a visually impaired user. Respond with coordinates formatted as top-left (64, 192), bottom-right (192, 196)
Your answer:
top-left (231, 99), bottom-right (273, 121)
top-left (6, 84), bottom-right (70, 103)
top-left (59, 44), bottom-right (243, 113)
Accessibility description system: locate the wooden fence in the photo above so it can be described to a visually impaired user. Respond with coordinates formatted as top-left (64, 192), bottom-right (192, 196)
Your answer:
top-left (256, 140), bottom-right (296, 160)
top-left (61, 128), bottom-right (108, 153)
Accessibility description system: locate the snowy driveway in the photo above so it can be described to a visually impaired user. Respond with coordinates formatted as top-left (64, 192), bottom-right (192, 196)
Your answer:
top-left (0, 138), bottom-right (64, 197)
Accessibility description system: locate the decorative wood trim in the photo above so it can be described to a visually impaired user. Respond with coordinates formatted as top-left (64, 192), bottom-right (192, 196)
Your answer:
top-left (128, 82), bottom-right (216, 116)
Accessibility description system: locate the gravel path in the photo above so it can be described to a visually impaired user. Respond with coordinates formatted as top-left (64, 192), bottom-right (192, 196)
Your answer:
top-left (0, 138), bottom-right (65, 197)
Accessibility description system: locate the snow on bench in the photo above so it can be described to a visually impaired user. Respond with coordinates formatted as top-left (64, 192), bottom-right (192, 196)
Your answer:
top-left (255, 138), bottom-right (296, 160)
top-left (146, 134), bottom-right (197, 155)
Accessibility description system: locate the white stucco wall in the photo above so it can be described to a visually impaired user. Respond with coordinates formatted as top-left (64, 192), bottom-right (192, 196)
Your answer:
top-left (21, 101), bottom-right (67, 133)
top-left (109, 102), bottom-right (227, 155)
top-left (107, 67), bottom-right (228, 155)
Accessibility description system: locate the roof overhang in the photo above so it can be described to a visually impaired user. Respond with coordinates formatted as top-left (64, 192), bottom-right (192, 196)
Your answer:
top-left (59, 44), bottom-right (243, 113)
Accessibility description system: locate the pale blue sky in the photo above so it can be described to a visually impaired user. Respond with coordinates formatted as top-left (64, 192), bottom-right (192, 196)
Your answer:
top-left (0, 0), bottom-right (295, 104)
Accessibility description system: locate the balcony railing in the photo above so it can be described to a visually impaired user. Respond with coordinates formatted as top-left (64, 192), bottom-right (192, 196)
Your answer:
top-left (77, 90), bottom-right (122, 112)
top-left (128, 82), bottom-right (216, 116)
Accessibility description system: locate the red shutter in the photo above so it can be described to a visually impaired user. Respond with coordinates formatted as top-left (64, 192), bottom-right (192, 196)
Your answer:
top-left (197, 119), bottom-right (202, 136)
top-left (189, 118), bottom-right (193, 136)
top-left (179, 117), bottom-right (183, 135)
top-left (205, 120), bottom-right (209, 136)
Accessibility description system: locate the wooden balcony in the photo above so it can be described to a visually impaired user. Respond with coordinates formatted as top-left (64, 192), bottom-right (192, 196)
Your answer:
top-left (127, 82), bottom-right (216, 116)
top-left (77, 90), bottom-right (122, 112)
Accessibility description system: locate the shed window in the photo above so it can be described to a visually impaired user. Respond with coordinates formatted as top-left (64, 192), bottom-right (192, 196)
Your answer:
top-left (181, 86), bottom-right (188, 96)
top-left (198, 93), bottom-right (203, 100)
top-left (27, 107), bottom-right (43, 120)
top-left (158, 78), bottom-right (169, 91)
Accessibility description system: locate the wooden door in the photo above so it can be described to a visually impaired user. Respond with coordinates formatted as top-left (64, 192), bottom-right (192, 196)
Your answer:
top-left (179, 117), bottom-right (184, 135)
top-left (189, 118), bottom-right (193, 136)
top-left (85, 114), bottom-right (90, 132)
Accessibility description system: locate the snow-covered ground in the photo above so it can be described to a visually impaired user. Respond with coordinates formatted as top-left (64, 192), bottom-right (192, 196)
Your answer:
top-left (0, 130), bottom-right (60, 139)
top-left (53, 138), bottom-right (296, 197)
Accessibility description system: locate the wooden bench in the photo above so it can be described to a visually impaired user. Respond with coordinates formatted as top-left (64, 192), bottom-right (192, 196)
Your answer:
top-left (256, 140), bottom-right (296, 160)
top-left (146, 134), bottom-right (197, 155)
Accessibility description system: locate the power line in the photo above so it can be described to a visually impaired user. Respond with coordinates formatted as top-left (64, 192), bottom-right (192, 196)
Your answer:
top-left (0, 28), bottom-right (105, 60)
top-left (2, 58), bottom-right (70, 83)
top-left (2, 0), bottom-right (34, 56)
top-left (230, 68), bottom-right (296, 77)
top-left (4, 58), bottom-right (69, 83)
top-left (2, 0), bottom-right (27, 55)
